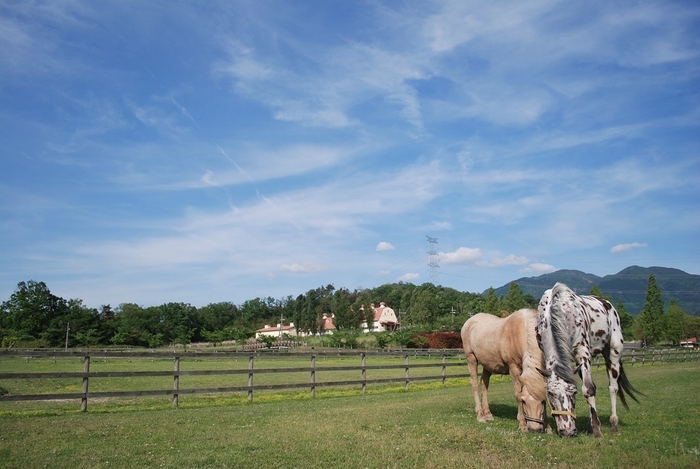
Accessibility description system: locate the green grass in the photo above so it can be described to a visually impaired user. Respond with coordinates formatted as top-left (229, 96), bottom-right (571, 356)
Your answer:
top-left (0, 360), bottom-right (698, 468)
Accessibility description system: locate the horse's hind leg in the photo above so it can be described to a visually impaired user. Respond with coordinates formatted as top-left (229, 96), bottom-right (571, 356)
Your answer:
top-left (606, 356), bottom-right (622, 433)
top-left (468, 358), bottom-right (490, 422)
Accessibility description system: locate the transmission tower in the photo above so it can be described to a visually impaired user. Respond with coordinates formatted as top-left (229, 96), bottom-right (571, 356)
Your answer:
top-left (426, 235), bottom-right (439, 285)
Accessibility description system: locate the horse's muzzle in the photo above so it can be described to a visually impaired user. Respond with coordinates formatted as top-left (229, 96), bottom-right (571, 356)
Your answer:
top-left (557, 428), bottom-right (578, 438)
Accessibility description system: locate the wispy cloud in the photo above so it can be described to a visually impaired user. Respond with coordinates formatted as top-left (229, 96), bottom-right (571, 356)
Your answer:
top-left (1, 1), bottom-right (698, 307)
top-left (522, 263), bottom-right (557, 274)
top-left (611, 242), bottom-right (648, 254)
top-left (280, 262), bottom-right (327, 273)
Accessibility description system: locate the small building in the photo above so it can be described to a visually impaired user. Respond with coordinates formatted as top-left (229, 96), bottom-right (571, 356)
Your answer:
top-left (255, 322), bottom-right (297, 339)
top-left (681, 337), bottom-right (698, 348)
top-left (362, 302), bottom-right (399, 333)
top-left (320, 313), bottom-right (336, 335)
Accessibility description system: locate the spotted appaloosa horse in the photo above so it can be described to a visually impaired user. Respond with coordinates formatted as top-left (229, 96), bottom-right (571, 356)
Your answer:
top-left (536, 283), bottom-right (642, 437)
top-left (461, 309), bottom-right (550, 433)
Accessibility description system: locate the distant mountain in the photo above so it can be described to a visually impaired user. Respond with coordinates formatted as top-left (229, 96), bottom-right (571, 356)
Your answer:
top-left (490, 266), bottom-right (700, 315)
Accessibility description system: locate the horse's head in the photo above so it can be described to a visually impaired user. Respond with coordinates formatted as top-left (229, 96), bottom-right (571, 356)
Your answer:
top-left (538, 367), bottom-right (578, 437)
top-left (519, 384), bottom-right (548, 433)
top-left (519, 367), bottom-right (548, 433)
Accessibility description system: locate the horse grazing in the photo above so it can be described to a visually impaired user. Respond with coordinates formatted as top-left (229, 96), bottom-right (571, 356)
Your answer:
top-left (536, 283), bottom-right (643, 437)
top-left (461, 309), bottom-right (549, 433)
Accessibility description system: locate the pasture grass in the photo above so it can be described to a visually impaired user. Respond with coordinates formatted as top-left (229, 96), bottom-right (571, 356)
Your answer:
top-left (0, 359), bottom-right (698, 468)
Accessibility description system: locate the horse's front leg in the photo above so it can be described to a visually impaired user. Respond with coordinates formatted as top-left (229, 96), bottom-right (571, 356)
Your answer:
top-left (580, 359), bottom-right (602, 437)
top-left (509, 366), bottom-right (526, 431)
top-left (479, 370), bottom-right (494, 422)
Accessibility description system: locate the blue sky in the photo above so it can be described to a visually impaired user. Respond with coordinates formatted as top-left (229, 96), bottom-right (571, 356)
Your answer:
top-left (1, 1), bottom-right (699, 308)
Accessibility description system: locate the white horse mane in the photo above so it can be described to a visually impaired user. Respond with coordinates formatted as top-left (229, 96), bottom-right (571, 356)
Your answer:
top-left (544, 283), bottom-right (578, 385)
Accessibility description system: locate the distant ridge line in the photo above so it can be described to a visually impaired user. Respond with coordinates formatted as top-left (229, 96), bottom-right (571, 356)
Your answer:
top-left (490, 265), bottom-right (700, 315)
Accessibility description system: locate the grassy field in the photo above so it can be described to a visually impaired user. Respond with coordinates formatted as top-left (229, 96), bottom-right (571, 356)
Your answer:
top-left (0, 358), bottom-right (698, 468)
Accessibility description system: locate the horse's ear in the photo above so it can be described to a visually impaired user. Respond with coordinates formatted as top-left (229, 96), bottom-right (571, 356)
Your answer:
top-left (537, 367), bottom-right (551, 378)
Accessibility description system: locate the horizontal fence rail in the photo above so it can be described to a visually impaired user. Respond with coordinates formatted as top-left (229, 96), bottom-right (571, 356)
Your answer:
top-left (0, 350), bottom-right (469, 411)
top-left (0, 347), bottom-right (697, 412)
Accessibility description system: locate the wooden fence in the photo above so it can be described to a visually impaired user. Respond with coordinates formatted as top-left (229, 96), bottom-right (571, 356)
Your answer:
top-left (0, 350), bottom-right (469, 411)
top-left (1, 347), bottom-right (697, 412)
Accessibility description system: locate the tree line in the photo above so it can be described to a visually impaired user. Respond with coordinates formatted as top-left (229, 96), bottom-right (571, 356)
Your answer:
top-left (1, 275), bottom-right (698, 349)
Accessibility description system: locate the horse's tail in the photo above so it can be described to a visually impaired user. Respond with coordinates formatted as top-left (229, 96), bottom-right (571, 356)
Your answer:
top-left (617, 361), bottom-right (645, 410)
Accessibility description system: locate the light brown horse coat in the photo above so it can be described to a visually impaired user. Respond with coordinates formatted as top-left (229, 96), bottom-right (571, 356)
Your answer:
top-left (461, 308), bottom-right (550, 432)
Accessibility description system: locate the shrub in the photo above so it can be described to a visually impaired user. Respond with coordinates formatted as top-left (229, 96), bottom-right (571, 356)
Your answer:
top-left (426, 331), bottom-right (462, 349)
top-left (405, 332), bottom-right (462, 349)
top-left (406, 334), bottom-right (430, 348)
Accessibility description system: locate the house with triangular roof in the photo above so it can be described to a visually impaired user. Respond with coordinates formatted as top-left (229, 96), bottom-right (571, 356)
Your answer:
top-left (362, 302), bottom-right (399, 333)
top-left (255, 322), bottom-right (297, 339)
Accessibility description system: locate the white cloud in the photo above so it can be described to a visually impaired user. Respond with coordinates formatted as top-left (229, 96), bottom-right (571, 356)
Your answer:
top-left (376, 242), bottom-right (395, 251)
top-left (486, 254), bottom-right (529, 267)
top-left (611, 242), bottom-right (648, 253)
top-left (398, 273), bottom-right (420, 282)
top-left (427, 221), bottom-right (452, 231)
top-left (522, 263), bottom-right (557, 274)
top-left (279, 262), bottom-right (327, 273)
top-left (439, 247), bottom-right (482, 265)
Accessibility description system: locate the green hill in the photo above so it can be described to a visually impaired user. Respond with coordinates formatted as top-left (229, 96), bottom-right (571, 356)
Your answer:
top-left (491, 266), bottom-right (700, 315)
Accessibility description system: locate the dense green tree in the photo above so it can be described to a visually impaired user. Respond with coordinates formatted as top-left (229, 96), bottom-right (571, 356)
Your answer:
top-left (238, 298), bottom-right (274, 327)
top-left (97, 304), bottom-right (118, 345)
top-left (616, 300), bottom-right (635, 341)
top-left (589, 285), bottom-right (604, 298)
top-left (684, 315), bottom-right (700, 341)
top-left (112, 303), bottom-right (156, 347)
top-left (152, 302), bottom-right (200, 345)
top-left (502, 282), bottom-right (528, 313)
top-left (0, 281), bottom-right (66, 344)
top-left (636, 275), bottom-right (665, 345)
top-left (56, 299), bottom-right (104, 348)
top-left (664, 299), bottom-right (686, 345)
top-left (483, 287), bottom-right (500, 316)
top-left (332, 289), bottom-right (360, 331)
top-left (300, 289), bottom-right (322, 334)
top-left (406, 287), bottom-right (437, 327)
top-left (198, 302), bottom-right (237, 332)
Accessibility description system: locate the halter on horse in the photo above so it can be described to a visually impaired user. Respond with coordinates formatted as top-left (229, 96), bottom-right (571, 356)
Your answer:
top-left (536, 283), bottom-right (643, 437)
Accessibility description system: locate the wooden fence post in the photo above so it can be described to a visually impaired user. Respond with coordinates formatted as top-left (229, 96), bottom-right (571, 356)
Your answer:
top-left (81, 355), bottom-right (90, 412)
top-left (442, 355), bottom-right (446, 386)
top-left (248, 355), bottom-right (254, 403)
top-left (361, 353), bottom-right (367, 394)
top-left (404, 355), bottom-right (410, 391)
top-left (630, 349), bottom-right (636, 367)
top-left (173, 356), bottom-right (180, 408)
top-left (310, 355), bottom-right (316, 398)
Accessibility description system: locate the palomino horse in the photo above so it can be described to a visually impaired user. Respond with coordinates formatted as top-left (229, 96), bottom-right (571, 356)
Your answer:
top-left (536, 283), bottom-right (643, 437)
top-left (461, 309), bottom-right (549, 433)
